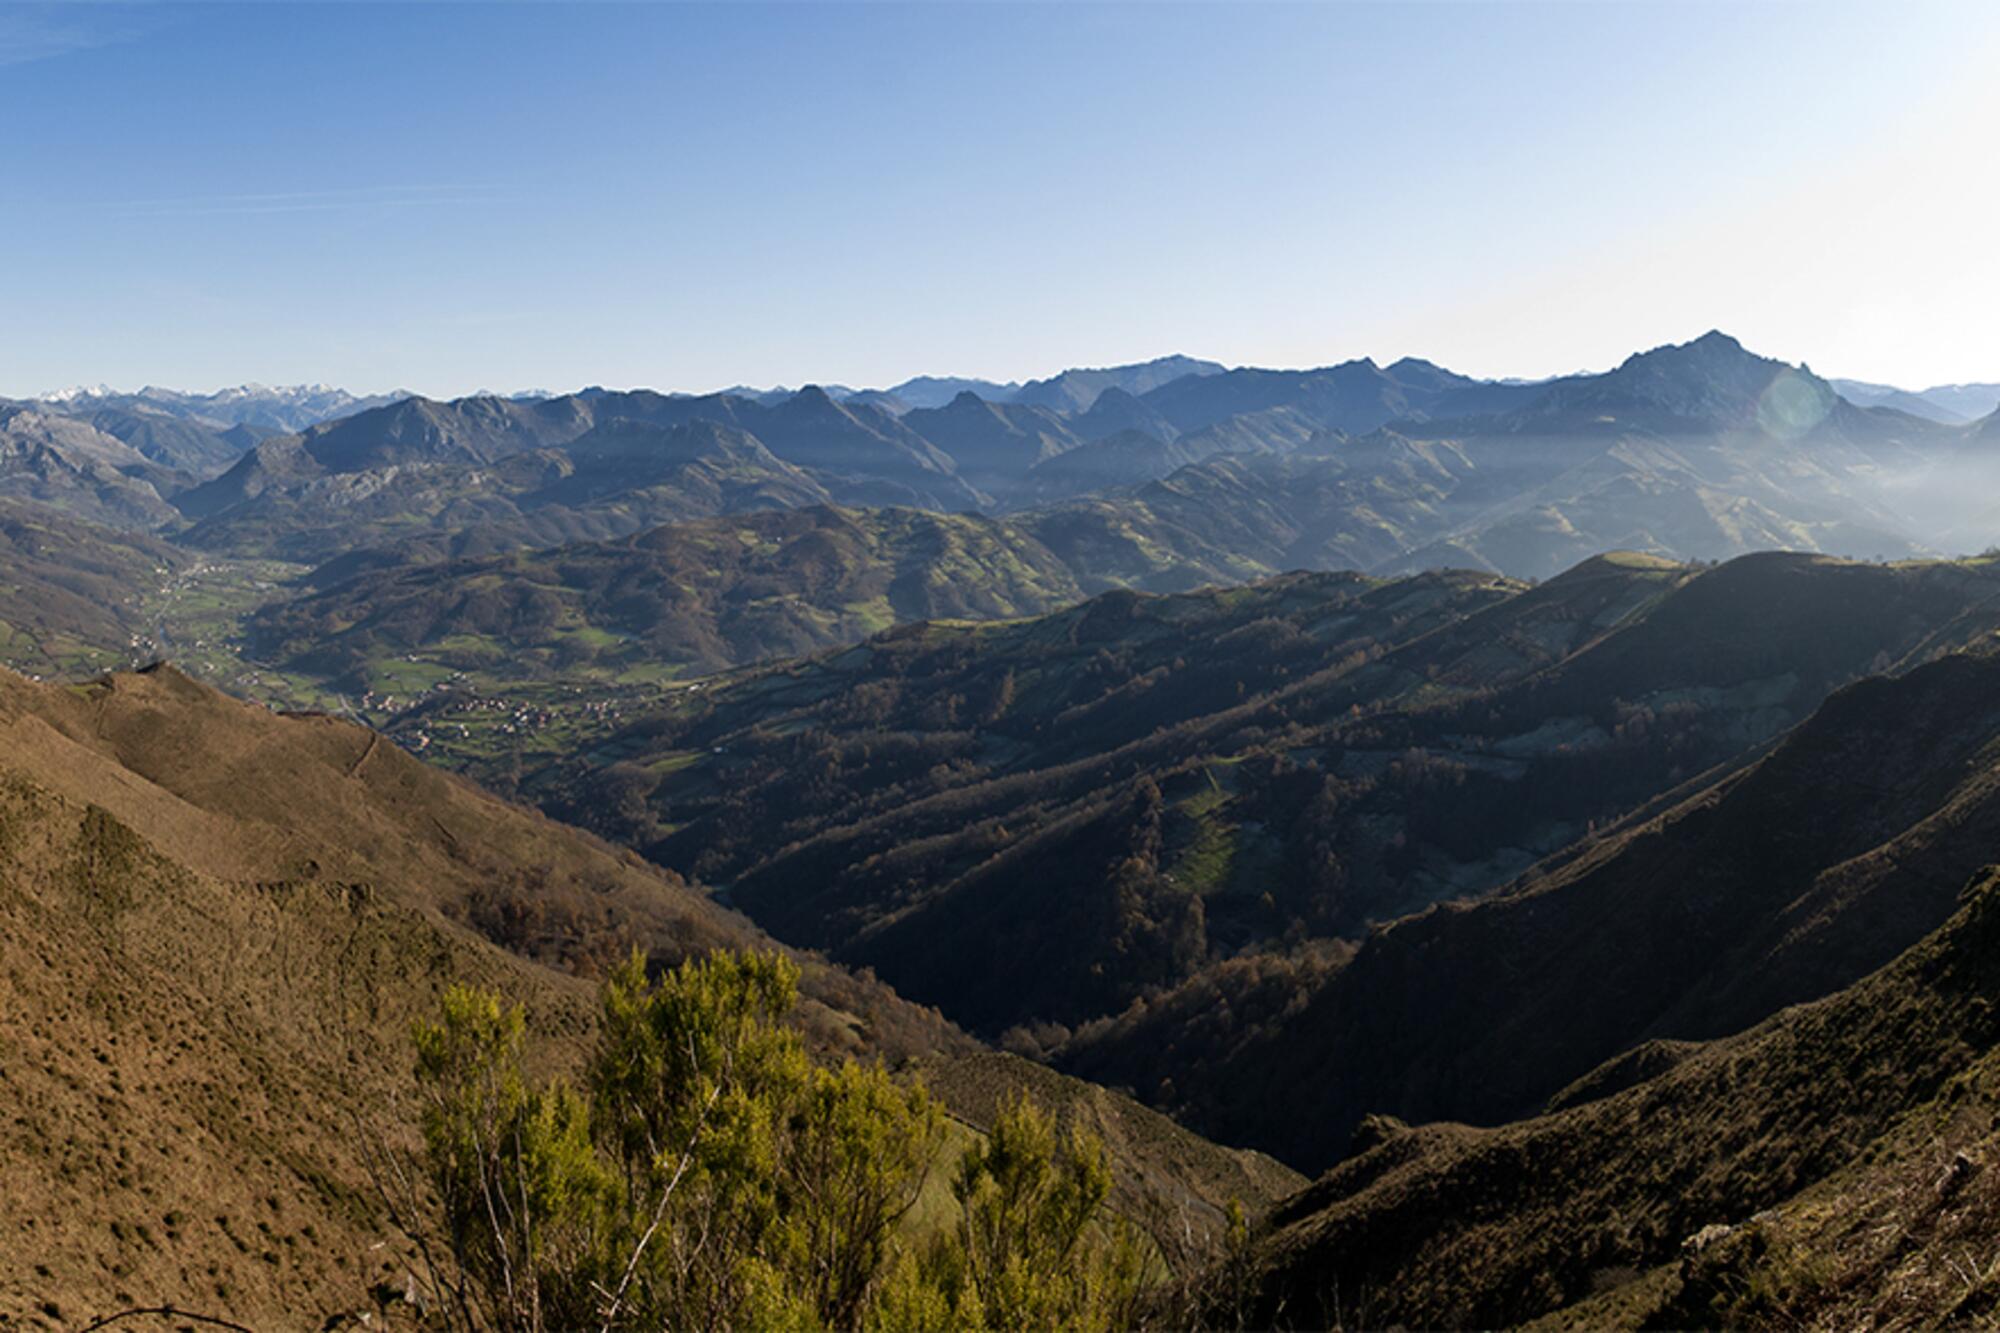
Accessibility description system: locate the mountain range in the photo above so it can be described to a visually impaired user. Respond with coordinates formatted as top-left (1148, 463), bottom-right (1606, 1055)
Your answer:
top-left (21, 536), bottom-right (2000, 1324)
top-left (387, 547), bottom-right (2000, 1329)
top-left (430, 549), bottom-right (2000, 1046)
top-left (13, 335), bottom-right (2000, 1326)
top-left (1832, 376), bottom-right (2000, 424)
top-left (870, 353), bottom-right (1226, 412)
top-left (7, 337), bottom-right (1998, 599)
top-left (32, 381), bottom-right (408, 434)
top-left (263, 335), bottom-right (1980, 695)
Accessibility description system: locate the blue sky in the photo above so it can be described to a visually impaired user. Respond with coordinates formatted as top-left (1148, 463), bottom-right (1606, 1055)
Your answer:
top-left (3, 1), bottom-right (1996, 397)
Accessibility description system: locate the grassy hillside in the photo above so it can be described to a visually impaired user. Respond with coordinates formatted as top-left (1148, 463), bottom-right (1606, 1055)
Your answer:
top-left (0, 661), bottom-right (942, 1323)
top-left (0, 663), bottom-right (1293, 1325)
top-left (0, 768), bottom-right (598, 1325)
top-left (1066, 647), bottom-right (2000, 1171)
top-left (444, 553), bottom-right (2000, 1108)
top-left (248, 505), bottom-right (1088, 690)
top-left (1223, 862), bottom-right (2000, 1328)
top-left (0, 503), bottom-right (185, 678)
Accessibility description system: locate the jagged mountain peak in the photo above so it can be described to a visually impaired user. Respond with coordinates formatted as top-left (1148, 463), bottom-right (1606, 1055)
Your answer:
top-left (1505, 330), bottom-right (1841, 438)
top-left (1688, 327), bottom-right (1747, 352)
top-left (1384, 355), bottom-right (1445, 376)
top-left (35, 383), bottom-right (116, 403)
top-left (1611, 331), bottom-right (1832, 401)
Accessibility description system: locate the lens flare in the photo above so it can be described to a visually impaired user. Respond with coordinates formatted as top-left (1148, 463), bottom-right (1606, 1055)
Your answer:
top-left (1756, 368), bottom-right (1834, 440)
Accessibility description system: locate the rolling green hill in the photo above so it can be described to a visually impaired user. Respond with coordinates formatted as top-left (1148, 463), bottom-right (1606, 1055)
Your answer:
top-left (238, 457), bottom-right (1521, 700)
top-left (424, 552), bottom-right (2000, 1065)
top-left (247, 505), bottom-right (1087, 690)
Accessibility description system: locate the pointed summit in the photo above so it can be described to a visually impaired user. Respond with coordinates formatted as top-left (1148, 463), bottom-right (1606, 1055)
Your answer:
top-left (902, 391), bottom-right (1080, 480)
top-left (1515, 330), bottom-right (1839, 437)
top-left (1615, 329), bottom-right (1761, 374)
top-left (784, 384), bottom-right (839, 410)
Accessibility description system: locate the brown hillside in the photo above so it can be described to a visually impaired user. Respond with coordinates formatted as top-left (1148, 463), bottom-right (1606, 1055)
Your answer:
top-left (0, 769), bottom-right (596, 1326)
top-left (1229, 863), bottom-right (2000, 1329)
top-left (1071, 650), bottom-right (2000, 1171)
top-left (0, 662), bottom-right (957, 1325)
top-left (917, 1051), bottom-right (1302, 1248)
top-left (0, 663), bottom-right (1292, 1326)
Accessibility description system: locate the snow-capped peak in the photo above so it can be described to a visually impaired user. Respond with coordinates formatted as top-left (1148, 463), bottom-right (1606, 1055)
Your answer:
top-left (36, 383), bottom-right (115, 403)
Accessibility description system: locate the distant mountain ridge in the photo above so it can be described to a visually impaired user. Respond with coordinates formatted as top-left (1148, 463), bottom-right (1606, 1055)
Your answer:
top-left (5, 333), bottom-right (1997, 588)
top-left (1137, 354), bottom-right (1537, 435)
top-left (901, 391), bottom-right (1082, 490)
top-left (33, 382), bottom-right (409, 434)
top-left (13, 383), bottom-right (416, 489)
top-left (882, 353), bottom-right (1224, 412)
top-left (0, 405), bottom-right (185, 528)
top-left (1834, 376), bottom-right (2000, 425)
top-left (168, 385), bottom-right (992, 560)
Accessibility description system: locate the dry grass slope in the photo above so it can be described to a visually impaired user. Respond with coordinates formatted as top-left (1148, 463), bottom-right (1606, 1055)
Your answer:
top-left (1230, 865), bottom-right (2000, 1329)
top-left (0, 662), bottom-right (1288, 1326)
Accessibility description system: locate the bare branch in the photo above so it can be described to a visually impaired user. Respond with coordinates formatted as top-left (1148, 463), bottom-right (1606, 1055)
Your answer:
top-left (595, 1036), bottom-right (723, 1333)
top-left (76, 1306), bottom-right (257, 1333)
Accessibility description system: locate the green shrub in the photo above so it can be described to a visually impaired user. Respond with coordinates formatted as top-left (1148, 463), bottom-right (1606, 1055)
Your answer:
top-left (410, 948), bottom-right (1147, 1331)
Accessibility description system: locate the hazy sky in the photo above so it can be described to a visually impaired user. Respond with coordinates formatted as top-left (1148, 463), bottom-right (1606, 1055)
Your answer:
top-left (3, 1), bottom-right (1996, 398)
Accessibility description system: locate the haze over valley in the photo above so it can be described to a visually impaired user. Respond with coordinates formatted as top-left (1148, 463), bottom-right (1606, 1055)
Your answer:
top-left (10, 0), bottom-right (2000, 1327)
top-left (3, 330), bottom-right (2000, 1322)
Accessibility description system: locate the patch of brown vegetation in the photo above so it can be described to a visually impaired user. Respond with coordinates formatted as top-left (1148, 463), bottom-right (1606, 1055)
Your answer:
top-left (0, 663), bottom-right (1282, 1325)
top-left (1228, 865), bottom-right (2000, 1329)
top-left (0, 664), bottom-right (963, 1324)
